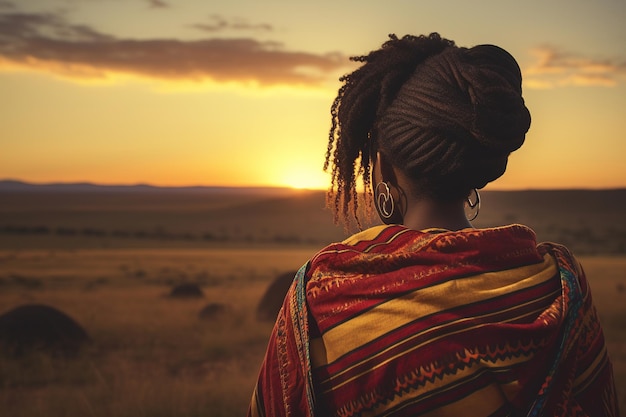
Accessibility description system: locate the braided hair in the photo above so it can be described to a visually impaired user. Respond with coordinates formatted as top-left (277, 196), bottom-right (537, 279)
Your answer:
top-left (324, 33), bottom-right (531, 226)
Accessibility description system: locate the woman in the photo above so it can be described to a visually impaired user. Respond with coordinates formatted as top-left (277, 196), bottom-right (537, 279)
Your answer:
top-left (248, 33), bottom-right (618, 417)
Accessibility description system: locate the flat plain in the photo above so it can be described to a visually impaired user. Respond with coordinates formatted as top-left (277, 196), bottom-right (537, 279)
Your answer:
top-left (0, 185), bottom-right (624, 416)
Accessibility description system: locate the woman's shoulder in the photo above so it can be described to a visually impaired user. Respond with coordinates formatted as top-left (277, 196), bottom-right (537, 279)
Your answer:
top-left (536, 240), bottom-right (583, 275)
top-left (311, 224), bottom-right (414, 260)
top-left (340, 224), bottom-right (392, 246)
top-left (313, 223), bottom-right (542, 256)
top-left (307, 223), bottom-right (543, 275)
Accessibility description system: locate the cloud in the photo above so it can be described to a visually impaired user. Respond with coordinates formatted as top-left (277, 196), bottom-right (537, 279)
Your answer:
top-left (0, 11), bottom-right (348, 87)
top-left (524, 45), bottom-right (626, 89)
top-left (190, 14), bottom-right (273, 33)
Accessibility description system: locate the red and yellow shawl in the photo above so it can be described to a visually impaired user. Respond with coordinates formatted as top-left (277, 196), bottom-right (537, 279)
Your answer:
top-left (248, 224), bottom-right (618, 417)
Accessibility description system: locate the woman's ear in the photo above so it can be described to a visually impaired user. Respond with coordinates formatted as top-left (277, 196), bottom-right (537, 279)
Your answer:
top-left (375, 151), bottom-right (398, 186)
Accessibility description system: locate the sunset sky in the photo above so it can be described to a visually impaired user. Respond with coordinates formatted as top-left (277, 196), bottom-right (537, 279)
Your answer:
top-left (2, 0), bottom-right (625, 190)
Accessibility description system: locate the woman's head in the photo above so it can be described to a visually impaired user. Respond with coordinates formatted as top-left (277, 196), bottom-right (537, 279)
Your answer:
top-left (325, 33), bottom-right (531, 225)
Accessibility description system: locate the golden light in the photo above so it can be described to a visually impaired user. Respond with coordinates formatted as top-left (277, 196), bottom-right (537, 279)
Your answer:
top-left (281, 169), bottom-right (329, 190)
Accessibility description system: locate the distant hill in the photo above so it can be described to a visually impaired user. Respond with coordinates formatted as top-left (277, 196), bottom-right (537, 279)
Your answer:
top-left (0, 180), bottom-right (624, 255)
top-left (0, 179), bottom-right (296, 195)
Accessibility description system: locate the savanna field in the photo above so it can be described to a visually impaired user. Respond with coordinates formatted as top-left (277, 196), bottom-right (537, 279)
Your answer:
top-left (1, 183), bottom-right (625, 416)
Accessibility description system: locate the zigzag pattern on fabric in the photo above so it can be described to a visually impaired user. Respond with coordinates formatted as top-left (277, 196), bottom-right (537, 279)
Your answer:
top-left (333, 338), bottom-right (545, 417)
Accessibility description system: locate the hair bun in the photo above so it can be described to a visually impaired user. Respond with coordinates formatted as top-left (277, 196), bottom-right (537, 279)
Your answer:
top-left (463, 45), bottom-right (531, 153)
top-left (471, 89), bottom-right (531, 153)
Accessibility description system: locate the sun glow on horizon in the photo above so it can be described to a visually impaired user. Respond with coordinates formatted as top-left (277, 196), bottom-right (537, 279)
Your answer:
top-left (280, 169), bottom-right (330, 190)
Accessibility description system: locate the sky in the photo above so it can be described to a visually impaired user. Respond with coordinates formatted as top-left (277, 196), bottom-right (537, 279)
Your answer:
top-left (1, 0), bottom-right (625, 190)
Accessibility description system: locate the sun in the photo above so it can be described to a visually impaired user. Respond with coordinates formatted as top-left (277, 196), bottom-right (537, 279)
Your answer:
top-left (281, 170), bottom-right (329, 190)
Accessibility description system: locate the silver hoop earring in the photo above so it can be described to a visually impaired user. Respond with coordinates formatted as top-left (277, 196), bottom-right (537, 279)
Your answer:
top-left (465, 188), bottom-right (480, 222)
top-left (375, 181), bottom-right (395, 220)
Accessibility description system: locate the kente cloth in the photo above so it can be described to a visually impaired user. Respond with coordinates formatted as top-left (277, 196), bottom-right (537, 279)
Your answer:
top-left (248, 224), bottom-right (619, 417)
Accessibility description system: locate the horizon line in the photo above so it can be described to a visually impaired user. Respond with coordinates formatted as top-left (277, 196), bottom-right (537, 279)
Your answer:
top-left (1, 178), bottom-right (625, 193)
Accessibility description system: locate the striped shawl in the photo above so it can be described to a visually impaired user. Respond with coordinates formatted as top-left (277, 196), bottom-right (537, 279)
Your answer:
top-left (248, 224), bottom-right (618, 417)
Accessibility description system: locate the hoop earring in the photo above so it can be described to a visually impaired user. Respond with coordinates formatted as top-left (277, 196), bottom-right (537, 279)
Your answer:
top-left (465, 188), bottom-right (480, 222)
top-left (375, 181), bottom-right (395, 221)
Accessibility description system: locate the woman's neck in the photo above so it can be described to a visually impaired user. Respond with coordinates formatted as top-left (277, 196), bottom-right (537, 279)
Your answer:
top-left (377, 162), bottom-right (474, 232)
top-left (401, 196), bottom-right (473, 232)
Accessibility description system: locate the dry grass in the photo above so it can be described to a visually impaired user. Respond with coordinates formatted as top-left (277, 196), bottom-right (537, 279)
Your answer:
top-left (0, 248), bottom-right (313, 416)
top-left (0, 249), bottom-right (624, 416)
top-left (577, 257), bottom-right (626, 414)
